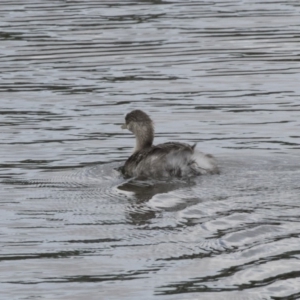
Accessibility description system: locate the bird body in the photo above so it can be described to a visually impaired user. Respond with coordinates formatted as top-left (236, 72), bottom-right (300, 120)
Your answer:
top-left (121, 110), bottom-right (218, 178)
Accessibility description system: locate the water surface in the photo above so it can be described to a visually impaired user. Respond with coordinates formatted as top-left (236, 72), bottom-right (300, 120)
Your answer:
top-left (1, 0), bottom-right (300, 299)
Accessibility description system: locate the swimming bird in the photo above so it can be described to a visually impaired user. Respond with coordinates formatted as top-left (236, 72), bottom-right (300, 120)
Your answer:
top-left (121, 110), bottom-right (219, 178)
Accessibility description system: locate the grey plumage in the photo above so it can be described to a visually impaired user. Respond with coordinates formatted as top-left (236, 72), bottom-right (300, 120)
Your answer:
top-left (121, 110), bottom-right (219, 178)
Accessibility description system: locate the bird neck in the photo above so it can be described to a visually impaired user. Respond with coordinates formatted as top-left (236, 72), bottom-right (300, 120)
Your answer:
top-left (134, 124), bottom-right (154, 152)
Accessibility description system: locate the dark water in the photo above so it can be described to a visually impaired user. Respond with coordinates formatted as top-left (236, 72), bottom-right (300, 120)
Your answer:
top-left (1, 1), bottom-right (300, 299)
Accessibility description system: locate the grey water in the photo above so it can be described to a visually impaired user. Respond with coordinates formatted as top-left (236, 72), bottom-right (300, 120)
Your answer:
top-left (1, 0), bottom-right (300, 299)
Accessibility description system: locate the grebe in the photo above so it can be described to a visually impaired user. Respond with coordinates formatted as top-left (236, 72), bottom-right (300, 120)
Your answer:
top-left (121, 110), bottom-right (219, 178)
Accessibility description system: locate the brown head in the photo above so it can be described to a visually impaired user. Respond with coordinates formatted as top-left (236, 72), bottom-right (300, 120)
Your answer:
top-left (121, 110), bottom-right (154, 151)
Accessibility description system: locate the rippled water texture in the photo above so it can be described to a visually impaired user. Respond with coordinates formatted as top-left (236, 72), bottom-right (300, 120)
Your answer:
top-left (1, 1), bottom-right (300, 299)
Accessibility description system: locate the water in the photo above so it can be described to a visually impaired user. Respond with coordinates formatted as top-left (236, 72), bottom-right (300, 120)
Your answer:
top-left (1, 0), bottom-right (300, 299)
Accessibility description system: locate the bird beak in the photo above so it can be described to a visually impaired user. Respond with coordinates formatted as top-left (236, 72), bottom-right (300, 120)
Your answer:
top-left (121, 124), bottom-right (127, 129)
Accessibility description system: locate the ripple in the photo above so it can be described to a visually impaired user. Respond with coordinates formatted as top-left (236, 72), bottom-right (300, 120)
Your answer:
top-left (1, 0), bottom-right (300, 299)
